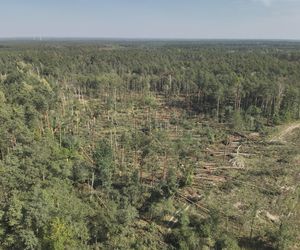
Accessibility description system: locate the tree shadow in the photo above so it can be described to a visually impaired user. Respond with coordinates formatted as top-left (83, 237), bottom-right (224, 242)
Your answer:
top-left (238, 236), bottom-right (275, 250)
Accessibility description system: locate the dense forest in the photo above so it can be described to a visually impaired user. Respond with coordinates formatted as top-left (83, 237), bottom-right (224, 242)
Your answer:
top-left (0, 40), bottom-right (299, 249)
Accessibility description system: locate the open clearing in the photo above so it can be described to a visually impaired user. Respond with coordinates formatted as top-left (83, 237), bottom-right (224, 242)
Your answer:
top-left (270, 121), bottom-right (300, 142)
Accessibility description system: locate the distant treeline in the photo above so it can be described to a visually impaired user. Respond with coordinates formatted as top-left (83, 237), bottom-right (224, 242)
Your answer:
top-left (1, 41), bottom-right (300, 123)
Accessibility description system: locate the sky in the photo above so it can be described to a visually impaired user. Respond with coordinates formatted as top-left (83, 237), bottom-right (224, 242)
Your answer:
top-left (0, 0), bottom-right (300, 39)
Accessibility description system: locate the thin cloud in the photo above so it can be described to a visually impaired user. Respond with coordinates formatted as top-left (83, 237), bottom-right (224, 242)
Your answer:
top-left (252, 0), bottom-right (300, 7)
top-left (254, 0), bottom-right (300, 6)
top-left (260, 0), bottom-right (272, 6)
top-left (253, 0), bottom-right (277, 7)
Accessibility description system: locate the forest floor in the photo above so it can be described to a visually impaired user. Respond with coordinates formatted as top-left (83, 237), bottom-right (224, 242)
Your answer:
top-left (269, 121), bottom-right (300, 142)
top-left (190, 120), bottom-right (300, 249)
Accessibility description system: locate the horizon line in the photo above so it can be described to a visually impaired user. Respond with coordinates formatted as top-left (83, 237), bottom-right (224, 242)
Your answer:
top-left (0, 37), bottom-right (300, 42)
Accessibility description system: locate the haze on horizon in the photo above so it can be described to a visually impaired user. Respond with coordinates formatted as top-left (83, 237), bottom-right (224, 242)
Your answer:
top-left (1, 0), bottom-right (300, 40)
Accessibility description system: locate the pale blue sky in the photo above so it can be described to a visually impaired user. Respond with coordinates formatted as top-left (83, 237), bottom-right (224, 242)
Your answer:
top-left (0, 0), bottom-right (300, 39)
